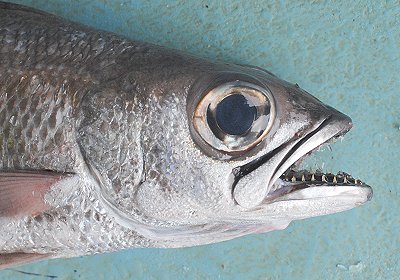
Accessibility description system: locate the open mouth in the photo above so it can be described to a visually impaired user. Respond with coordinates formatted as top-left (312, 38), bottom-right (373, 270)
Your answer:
top-left (232, 113), bottom-right (373, 208)
top-left (263, 117), bottom-right (373, 203)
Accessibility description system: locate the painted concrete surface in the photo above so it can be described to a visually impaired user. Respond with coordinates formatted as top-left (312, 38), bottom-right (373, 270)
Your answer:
top-left (1, 0), bottom-right (399, 279)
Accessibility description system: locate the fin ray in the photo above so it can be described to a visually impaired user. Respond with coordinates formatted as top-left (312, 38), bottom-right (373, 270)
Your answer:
top-left (0, 252), bottom-right (51, 269)
top-left (0, 171), bottom-right (68, 217)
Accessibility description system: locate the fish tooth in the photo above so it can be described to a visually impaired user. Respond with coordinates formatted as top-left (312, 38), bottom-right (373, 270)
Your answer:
top-left (311, 174), bottom-right (315, 181)
top-left (333, 176), bottom-right (337, 184)
top-left (343, 177), bottom-right (348, 183)
top-left (322, 175), bottom-right (327, 182)
top-left (291, 176), bottom-right (296, 182)
top-left (301, 175), bottom-right (305, 182)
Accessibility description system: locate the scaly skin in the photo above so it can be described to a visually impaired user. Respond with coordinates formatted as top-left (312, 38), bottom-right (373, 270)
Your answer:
top-left (0, 2), bottom-right (263, 257)
top-left (0, 2), bottom-right (161, 257)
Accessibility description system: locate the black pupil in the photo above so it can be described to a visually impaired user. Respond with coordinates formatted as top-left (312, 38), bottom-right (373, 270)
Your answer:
top-left (215, 94), bottom-right (257, 135)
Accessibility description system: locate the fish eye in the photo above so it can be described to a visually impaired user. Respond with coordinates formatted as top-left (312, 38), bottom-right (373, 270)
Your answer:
top-left (193, 81), bottom-right (275, 155)
top-left (212, 94), bottom-right (257, 136)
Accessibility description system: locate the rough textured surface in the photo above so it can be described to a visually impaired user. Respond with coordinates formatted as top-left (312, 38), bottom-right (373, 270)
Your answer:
top-left (0, 0), bottom-right (398, 279)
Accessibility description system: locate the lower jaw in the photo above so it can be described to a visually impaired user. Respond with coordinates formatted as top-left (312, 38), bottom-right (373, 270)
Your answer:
top-left (280, 169), bottom-right (363, 185)
top-left (263, 169), bottom-right (368, 202)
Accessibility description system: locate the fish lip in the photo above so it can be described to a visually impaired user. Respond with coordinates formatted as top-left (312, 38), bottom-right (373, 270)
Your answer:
top-left (263, 112), bottom-right (373, 203)
top-left (232, 109), bottom-right (373, 208)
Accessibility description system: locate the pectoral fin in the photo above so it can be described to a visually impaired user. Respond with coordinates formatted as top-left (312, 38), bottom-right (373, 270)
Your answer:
top-left (0, 171), bottom-right (68, 217)
top-left (0, 252), bottom-right (51, 269)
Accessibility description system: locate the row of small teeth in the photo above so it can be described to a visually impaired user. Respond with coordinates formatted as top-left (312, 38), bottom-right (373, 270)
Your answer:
top-left (280, 171), bottom-right (363, 185)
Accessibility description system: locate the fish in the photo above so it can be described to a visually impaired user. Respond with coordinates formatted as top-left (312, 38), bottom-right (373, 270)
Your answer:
top-left (0, 1), bottom-right (372, 268)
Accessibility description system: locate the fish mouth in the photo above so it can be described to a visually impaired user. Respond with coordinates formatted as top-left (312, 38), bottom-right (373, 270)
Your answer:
top-left (233, 112), bottom-right (373, 208)
top-left (264, 114), bottom-right (373, 204)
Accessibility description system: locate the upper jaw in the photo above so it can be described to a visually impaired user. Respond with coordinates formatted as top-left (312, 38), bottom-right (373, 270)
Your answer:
top-left (267, 112), bottom-right (353, 191)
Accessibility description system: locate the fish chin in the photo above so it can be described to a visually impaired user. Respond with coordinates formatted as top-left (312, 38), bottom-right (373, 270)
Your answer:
top-left (256, 177), bottom-right (372, 222)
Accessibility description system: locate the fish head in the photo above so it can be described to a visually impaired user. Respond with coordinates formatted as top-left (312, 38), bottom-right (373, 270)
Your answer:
top-left (79, 56), bottom-right (372, 246)
top-left (184, 64), bottom-right (371, 229)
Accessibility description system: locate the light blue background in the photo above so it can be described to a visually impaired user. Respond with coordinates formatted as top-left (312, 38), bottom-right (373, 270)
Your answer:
top-left (2, 1), bottom-right (399, 279)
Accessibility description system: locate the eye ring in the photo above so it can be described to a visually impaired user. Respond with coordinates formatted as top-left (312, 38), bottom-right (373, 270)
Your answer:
top-left (192, 81), bottom-right (275, 155)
